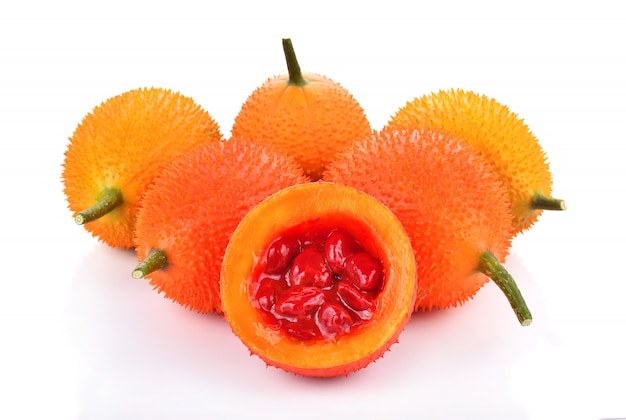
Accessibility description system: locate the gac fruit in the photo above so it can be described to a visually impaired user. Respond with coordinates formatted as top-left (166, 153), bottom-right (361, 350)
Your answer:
top-left (325, 128), bottom-right (532, 326)
top-left (230, 39), bottom-right (372, 180)
top-left (62, 87), bottom-right (222, 248)
top-left (385, 88), bottom-right (566, 234)
top-left (220, 182), bottom-right (417, 377)
top-left (132, 137), bottom-right (309, 314)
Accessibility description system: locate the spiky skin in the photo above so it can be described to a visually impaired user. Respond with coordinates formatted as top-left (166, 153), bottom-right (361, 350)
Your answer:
top-left (62, 87), bottom-right (222, 248)
top-left (133, 137), bottom-right (309, 314)
top-left (386, 88), bottom-right (553, 234)
top-left (324, 128), bottom-right (513, 311)
top-left (231, 72), bottom-right (372, 181)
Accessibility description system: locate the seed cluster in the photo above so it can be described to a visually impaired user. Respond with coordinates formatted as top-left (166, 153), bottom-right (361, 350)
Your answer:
top-left (252, 226), bottom-right (384, 341)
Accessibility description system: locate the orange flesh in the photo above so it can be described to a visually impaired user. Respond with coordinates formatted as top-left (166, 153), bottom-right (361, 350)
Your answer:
top-left (220, 182), bottom-right (417, 377)
top-left (251, 217), bottom-right (384, 342)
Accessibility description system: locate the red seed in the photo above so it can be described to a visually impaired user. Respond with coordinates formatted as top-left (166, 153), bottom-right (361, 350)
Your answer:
top-left (265, 236), bottom-right (301, 274)
top-left (289, 249), bottom-right (334, 288)
top-left (324, 229), bottom-right (362, 274)
top-left (337, 280), bottom-right (374, 313)
top-left (274, 286), bottom-right (325, 319)
top-left (345, 252), bottom-right (383, 292)
top-left (316, 303), bottom-right (353, 340)
top-left (254, 277), bottom-right (278, 312)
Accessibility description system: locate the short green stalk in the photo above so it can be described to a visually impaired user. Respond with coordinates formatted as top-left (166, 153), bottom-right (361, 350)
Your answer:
top-left (531, 192), bottom-right (567, 211)
top-left (478, 250), bottom-right (532, 326)
top-left (282, 38), bottom-right (308, 87)
top-left (132, 249), bottom-right (168, 279)
top-left (74, 188), bottom-right (124, 225)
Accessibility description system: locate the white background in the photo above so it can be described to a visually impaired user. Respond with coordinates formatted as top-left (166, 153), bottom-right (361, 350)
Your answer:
top-left (1, 0), bottom-right (625, 419)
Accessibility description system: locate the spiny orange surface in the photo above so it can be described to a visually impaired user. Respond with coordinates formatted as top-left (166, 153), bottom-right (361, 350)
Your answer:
top-left (231, 63), bottom-right (371, 180)
top-left (62, 87), bottom-right (222, 248)
top-left (385, 88), bottom-right (554, 234)
top-left (133, 137), bottom-right (309, 314)
top-left (324, 128), bottom-right (514, 311)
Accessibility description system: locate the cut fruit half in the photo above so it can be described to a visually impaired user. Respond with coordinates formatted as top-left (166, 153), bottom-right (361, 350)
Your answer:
top-left (220, 182), bottom-right (417, 377)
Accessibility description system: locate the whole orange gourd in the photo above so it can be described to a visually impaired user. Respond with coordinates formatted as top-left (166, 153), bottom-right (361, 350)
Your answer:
top-left (132, 137), bottom-right (309, 314)
top-left (62, 87), bottom-right (222, 248)
top-left (231, 39), bottom-right (372, 180)
top-left (385, 88), bottom-right (566, 234)
top-left (325, 128), bottom-right (532, 326)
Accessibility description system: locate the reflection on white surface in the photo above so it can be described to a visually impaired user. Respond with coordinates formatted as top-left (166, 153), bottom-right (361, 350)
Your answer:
top-left (62, 230), bottom-right (626, 419)
top-left (67, 244), bottom-right (545, 419)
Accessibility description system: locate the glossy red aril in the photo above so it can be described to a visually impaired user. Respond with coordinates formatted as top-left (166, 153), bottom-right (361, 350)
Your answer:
top-left (253, 226), bottom-right (384, 341)
top-left (289, 249), bottom-right (334, 288)
top-left (275, 286), bottom-right (326, 319)
top-left (337, 280), bottom-right (374, 314)
top-left (264, 236), bottom-right (302, 275)
top-left (345, 252), bottom-right (383, 291)
top-left (317, 303), bottom-right (353, 340)
top-left (324, 229), bottom-right (361, 273)
top-left (255, 277), bottom-right (278, 312)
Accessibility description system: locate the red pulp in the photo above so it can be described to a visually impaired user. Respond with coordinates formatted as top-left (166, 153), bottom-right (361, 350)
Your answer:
top-left (251, 218), bottom-right (385, 342)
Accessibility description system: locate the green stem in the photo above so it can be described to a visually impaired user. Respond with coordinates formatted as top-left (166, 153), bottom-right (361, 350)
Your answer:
top-left (132, 249), bottom-right (168, 279)
top-left (531, 192), bottom-right (567, 211)
top-left (74, 188), bottom-right (124, 225)
top-left (282, 38), bottom-right (308, 86)
top-left (478, 250), bottom-right (532, 326)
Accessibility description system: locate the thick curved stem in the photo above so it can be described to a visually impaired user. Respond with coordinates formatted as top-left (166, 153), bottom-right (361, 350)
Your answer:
top-left (282, 38), bottom-right (308, 87)
top-left (478, 250), bottom-right (532, 326)
top-left (132, 249), bottom-right (168, 279)
top-left (74, 188), bottom-right (124, 225)
top-left (531, 192), bottom-right (567, 211)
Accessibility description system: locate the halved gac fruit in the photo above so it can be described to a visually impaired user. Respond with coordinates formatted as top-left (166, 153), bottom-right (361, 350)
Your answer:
top-left (220, 182), bottom-right (417, 377)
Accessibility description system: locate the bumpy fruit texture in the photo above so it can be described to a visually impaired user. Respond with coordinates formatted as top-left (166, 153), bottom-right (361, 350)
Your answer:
top-left (325, 128), bottom-right (514, 313)
top-left (221, 182), bottom-right (417, 377)
top-left (230, 39), bottom-right (372, 181)
top-left (62, 87), bottom-right (222, 248)
top-left (133, 137), bottom-right (309, 314)
top-left (386, 88), bottom-right (563, 234)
